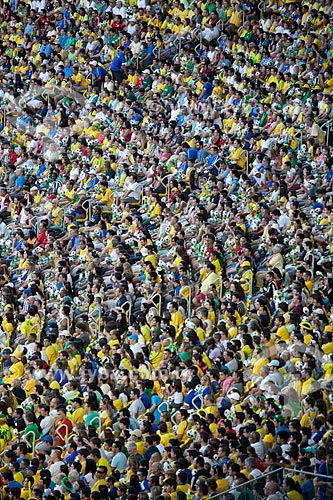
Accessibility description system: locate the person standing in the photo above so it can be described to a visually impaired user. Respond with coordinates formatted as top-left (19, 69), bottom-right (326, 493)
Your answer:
top-left (318, 450), bottom-right (333, 500)
top-left (110, 46), bottom-right (126, 83)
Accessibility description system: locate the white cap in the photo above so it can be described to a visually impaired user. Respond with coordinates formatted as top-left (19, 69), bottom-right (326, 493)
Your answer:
top-left (267, 359), bottom-right (280, 367)
top-left (228, 392), bottom-right (240, 401)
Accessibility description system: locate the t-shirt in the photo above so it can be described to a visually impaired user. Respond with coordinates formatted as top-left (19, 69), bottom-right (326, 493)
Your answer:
top-left (176, 420), bottom-right (189, 442)
top-left (126, 181), bottom-right (141, 200)
top-left (301, 479), bottom-right (315, 500)
top-left (129, 398), bottom-right (146, 418)
top-left (111, 451), bottom-right (127, 472)
top-left (110, 51), bottom-right (126, 71)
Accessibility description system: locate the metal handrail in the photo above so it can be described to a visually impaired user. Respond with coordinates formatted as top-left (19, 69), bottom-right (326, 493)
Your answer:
top-left (89, 415), bottom-right (101, 435)
top-left (55, 423), bottom-right (69, 446)
top-left (321, 116), bottom-right (333, 146)
top-left (179, 285), bottom-right (192, 318)
top-left (157, 401), bottom-right (169, 419)
top-left (209, 466), bottom-right (333, 500)
top-left (210, 468), bottom-right (283, 500)
top-left (159, 173), bottom-right (174, 199)
top-left (22, 430), bottom-right (36, 455)
top-left (151, 291), bottom-right (162, 316)
top-left (191, 393), bottom-right (203, 410)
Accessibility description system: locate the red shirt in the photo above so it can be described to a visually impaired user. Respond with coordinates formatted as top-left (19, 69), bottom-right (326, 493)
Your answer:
top-left (37, 230), bottom-right (48, 248)
top-left (55, 418), bottom-right (73, 446)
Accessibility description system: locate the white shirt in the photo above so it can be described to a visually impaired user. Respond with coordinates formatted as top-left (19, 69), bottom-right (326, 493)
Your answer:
top-left (252, 440), bottom-right (266, 460)
top-left (49, 460), bottom-right (65, 482)
top-left (130, 342), bottom-right (143, 356)
top-left (40, 414), bottom-right (55, 435)
top-left (39, 71), bottom-right (50, 83)
top-left (0, 221), bottom-right (8, 238)
top-left (113, 5), bottom-right (127, 17)
top-left (126, 181), bottom-right (141, 200)
top-left (278, 213), bottom-right (291, 230)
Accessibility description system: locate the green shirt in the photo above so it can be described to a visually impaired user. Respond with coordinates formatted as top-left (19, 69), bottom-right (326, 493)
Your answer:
top-left (25, 423), bottom-right (40, 446)
top-left (205, 2), bottom-right (216, 13)
top-left (84, 410), bottom-right (100, 429)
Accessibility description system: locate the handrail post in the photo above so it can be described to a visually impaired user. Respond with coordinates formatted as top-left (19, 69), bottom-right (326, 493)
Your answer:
top-left (56, 423), bottom-right (69, 446)
top-left (89, 415), bottom-right (101, 435)
top-left (22, 431), bottom-right (36, 455)
top-left (97, 306), bottom-right (101, 339)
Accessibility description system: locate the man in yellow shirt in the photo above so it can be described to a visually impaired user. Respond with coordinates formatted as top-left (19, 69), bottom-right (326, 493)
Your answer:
top-left (3, 346), bottom-right (24, 384)
top-left (43, 336), bottom-right (58, 366)
top-left (91, 465), bottom-right (107, 492)
top-left (96, 181), bottom-right (113, 208)
top-left (130, 429), bottom-right (146, 455)
top-left (71, 398), bottom-right (85, 424)
top-left (200, 262), bottom-right (219, 294)
top-left (273, 315), bottom-right (290, 343)
top-left (301, 368), bottom-right (315, 396)
top-left (71, 66), bottom-right (89, 91)
top-left (170, 301), bottom-right (184, 336)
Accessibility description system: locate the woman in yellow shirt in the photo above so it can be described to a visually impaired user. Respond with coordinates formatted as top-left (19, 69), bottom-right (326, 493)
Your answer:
top-left (282, 477), bottom-right (303, 500)
top-left (241, 333), bottom-right (254, 359)
top-left (124, 457), bottom-right (139, 484)
top-left (263, 420), bottom-right (276, 449)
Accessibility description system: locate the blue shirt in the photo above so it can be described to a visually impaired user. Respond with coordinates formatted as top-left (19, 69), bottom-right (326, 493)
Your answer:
top-left (202, 81), bottom-right (213, 100)
top-left (65, 450), bottom-right (78, 464)
top-left (40, 43), bottom-right (52, 57)
top-left (64, 66), bottom-right (73, 78)
top-left (184, 389), bottom-right (202, 410)
top-left (93, 65), bottom-right (108, 79)
top-left (301, 479), bottom-right (315, 500)
top-left (140, 392), bottom-right (151, 409)
top-left (69, 236), bottom-right (80, 251)
top-left (207, 154), bottom-right (220, 175)
top-left (36, 164), bottom-right (46, 177)
top-left (24, 24), bottom-right (33, 36)
top-left (110, 51), bottom-right (126, 71)
top-left (151, 394), bottom-right (162, 423)
top-left (318, 460), bottom-right (333, 500)
top-left (62, 7), bottom-right (71, 19)
top-left (59, 35), bottom-right (68, 48)
top-left (58, 19), bottom-right (68, 29)
top-left (15, 175), bottom-right (25, 190)
top-left (188, 147), bottom-right (198, 160)
top-left (88, 177), bottom-right (99, 190)
top-left (7, 480), bottom-right (23, 489)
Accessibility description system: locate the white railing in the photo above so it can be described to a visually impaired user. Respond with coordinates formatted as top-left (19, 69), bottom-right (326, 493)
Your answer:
top-left (55, 423), bottom-right (69, 447)
top-left (179, 286), bottom-right (192, 318)
top-left (22, 430), bottom-right (36, 455)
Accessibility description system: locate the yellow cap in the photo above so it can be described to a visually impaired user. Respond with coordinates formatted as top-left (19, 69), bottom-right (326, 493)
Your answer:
top-left (50, 381), bottom-right (61, 390)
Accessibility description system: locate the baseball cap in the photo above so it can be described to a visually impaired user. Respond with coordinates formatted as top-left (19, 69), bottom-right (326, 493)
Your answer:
top-left (228, 392), bottom-right (240, 401)
top-left (127, 334), bottom-right (138, 341)
top-left (304, 447), bottom-right (316, 454)
top-left (41, 435), bottom-right (53, 443)
top-left (131, 429), bottom-right (142, 438)
top-left (268, 360), bottom-right (280, 367)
